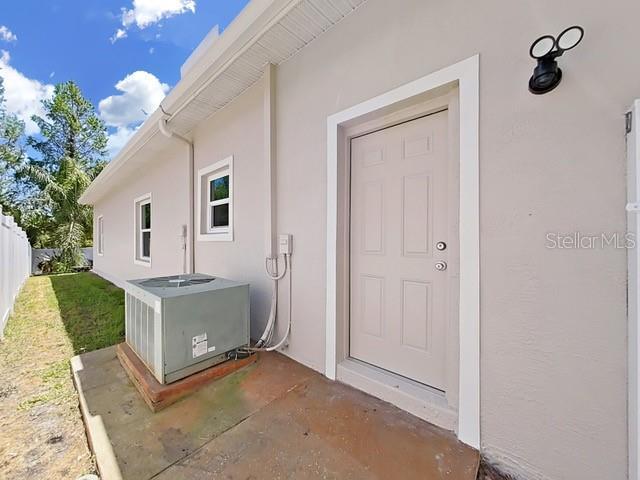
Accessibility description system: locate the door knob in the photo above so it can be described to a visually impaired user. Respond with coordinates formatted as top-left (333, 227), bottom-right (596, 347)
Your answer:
top-left (436, 241), bottom-right (447, 251)
top-left (435, 261), bottom-right (447, 271)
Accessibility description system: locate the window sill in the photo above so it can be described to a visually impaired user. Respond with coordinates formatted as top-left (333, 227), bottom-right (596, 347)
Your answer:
top-left (198, 232), bottom-right (233, 242)
top-left (134, 258), bottom-right (152, 267)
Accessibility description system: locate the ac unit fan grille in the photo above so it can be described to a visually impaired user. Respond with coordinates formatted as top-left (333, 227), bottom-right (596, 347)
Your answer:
top-left (140, 276), bottom-right (215, 288)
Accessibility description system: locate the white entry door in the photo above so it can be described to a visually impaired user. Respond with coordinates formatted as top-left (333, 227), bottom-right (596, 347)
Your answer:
top-left (350, 110), bottom-right (451, 390)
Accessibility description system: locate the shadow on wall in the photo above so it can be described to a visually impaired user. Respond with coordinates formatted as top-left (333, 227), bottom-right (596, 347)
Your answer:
top-left (49, 272), bottom-right (126, 355)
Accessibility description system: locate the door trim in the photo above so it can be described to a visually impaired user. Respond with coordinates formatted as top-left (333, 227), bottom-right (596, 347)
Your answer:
top-left (627, 99), bottom-right (640, 480)
top-left (325, 55), bottom-right (480, 448)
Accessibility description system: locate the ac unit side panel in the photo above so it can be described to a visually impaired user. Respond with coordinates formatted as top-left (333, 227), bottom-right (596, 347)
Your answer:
top-left (162, 285), bottom-right (250, 376)
top-left (125, 291), bottom-right (164, 382)
top-left (125, 292), bottom-right (130, 344)
top-left (154, 300), bottom-right (164, 383)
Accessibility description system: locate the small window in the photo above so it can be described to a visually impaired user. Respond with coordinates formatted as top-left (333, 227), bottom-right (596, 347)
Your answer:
top-left (97, 215), bottom-right (104, 256)
top-left (198, 157), bottom-right (233, 242)
top-left (134, 194), bottom-right (152, 266)
top-left (207, 174), bottom-right (230, 232)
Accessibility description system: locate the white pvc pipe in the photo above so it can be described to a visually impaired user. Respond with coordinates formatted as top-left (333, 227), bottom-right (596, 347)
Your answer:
top-left (256, 254), bottom-right (289, 347)
top-left (264, 256), bottom-right (292, 352)
top-left (157, 115), bottom-right (195, 274)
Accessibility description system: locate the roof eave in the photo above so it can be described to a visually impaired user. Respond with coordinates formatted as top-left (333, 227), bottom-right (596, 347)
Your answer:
top-left (80, 0), bottom-right (297, 206)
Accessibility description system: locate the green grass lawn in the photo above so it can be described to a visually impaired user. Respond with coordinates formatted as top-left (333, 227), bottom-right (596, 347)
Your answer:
top-left (48, 272), bottom-right (125, 354)
top-left (0, 272), bottom-right (124, 478)
top-left (1, 272), bottom-right (125, 408)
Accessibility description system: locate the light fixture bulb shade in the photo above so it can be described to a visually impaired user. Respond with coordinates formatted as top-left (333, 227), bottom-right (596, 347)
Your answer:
top-left (556, 25), bottom-right (584, 51)
top-left (529, 35), bottom-right (556, 59)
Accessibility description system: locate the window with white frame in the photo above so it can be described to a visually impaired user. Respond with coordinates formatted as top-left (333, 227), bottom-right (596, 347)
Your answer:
top-left (198, 157), bottom-right (233, 242)
top-left (207, 172), bottom-right (230, 232)
top-left (134, 194), bottom-right (152, 265)
top-left (97, 215), bottom-right (104, 255)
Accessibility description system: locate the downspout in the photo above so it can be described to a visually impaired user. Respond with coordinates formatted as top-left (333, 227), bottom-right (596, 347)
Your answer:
top-left (158, 109), bottom-right (195, 274)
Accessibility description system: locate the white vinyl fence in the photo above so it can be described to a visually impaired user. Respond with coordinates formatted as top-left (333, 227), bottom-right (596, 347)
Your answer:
top-left (0, 206), bottom-right (31, 336)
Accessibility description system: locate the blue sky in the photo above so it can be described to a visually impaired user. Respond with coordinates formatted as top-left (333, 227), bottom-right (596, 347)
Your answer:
top-left (0, 0), bottom-right (249, 156)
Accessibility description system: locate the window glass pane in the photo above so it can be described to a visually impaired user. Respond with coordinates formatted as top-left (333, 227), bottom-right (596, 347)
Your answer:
top-left (212, 203), bottom-right (229, 228)
top-left (210, 175), bottom-right (229, 201)
top-left (141, 203), bottom-right (151, 229)
top-left (142, 231), bottom-right (151, 258)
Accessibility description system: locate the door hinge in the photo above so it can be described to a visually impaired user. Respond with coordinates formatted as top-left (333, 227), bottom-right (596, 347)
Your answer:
top-left (626, 111), bottom-right (633, 135)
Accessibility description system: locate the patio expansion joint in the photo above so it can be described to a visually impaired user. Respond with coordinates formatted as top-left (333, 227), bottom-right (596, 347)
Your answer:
top-left (147, 376), bottom-right (314, 479)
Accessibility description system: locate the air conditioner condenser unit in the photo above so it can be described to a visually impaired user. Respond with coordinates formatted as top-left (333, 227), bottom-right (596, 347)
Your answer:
top-left (124, 273), bottom-right (250, 384)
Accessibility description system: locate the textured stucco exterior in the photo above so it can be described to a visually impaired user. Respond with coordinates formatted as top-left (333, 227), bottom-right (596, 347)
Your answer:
top-left (89, 0), bottom-right (639, 478)
top-left (93, 141), bottom-right (189, 281)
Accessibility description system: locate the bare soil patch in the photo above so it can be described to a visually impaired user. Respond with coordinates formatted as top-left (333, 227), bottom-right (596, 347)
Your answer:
top-left (0, 273), bottom-right (124, 479)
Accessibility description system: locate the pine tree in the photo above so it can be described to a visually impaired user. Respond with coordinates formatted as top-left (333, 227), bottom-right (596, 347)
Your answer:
top-left (0, 76), bottom-right (26, 216)
top-left (23, 81), bottom-right (107, 269)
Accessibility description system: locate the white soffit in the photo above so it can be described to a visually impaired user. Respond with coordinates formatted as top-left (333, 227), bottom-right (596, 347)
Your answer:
top-left (80, 0), bottom-right (367, 205)
top-left (168, 0), bottom-right (367, 136)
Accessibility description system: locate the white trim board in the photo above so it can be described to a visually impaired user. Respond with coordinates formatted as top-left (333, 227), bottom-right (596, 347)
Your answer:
top-left (627, 99), bottom-right (640, 480)
top-left (325, 54), bottom-right (480, 448)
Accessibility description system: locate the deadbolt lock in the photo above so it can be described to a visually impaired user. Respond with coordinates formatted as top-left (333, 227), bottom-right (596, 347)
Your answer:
top-left (435, 261), bottom-right (448, 271)
top-left (436, 241), bottom-right (447, 251)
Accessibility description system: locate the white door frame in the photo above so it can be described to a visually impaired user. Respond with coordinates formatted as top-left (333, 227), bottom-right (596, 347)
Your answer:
top-left (325, 55), bottom-right (480, 448)
top-left (627, 99), bottom-right (640, 480)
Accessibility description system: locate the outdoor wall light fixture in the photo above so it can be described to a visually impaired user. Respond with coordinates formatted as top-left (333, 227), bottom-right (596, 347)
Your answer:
top-left (528, 25), bottom-right (584, 94)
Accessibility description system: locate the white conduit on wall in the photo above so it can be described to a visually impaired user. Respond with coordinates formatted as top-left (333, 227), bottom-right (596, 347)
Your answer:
top-left (0, 206), bottom-right (31, 336)
top-left (251, 63), bottom-right (293, 352)
top-left (253, 254), bottom-right (291, 351)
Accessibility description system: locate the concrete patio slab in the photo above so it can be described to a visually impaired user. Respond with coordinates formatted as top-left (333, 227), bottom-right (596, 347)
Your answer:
top-left (116, 342), bottom-right (257, 412)
top-left (72, 346), bottom-right (478, 480)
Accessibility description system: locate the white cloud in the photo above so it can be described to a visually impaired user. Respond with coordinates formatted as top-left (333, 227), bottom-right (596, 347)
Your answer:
top-left (106, 126), bottom-right (138, 157)
top-left (149, 47), bottom-right (154, 55)
top-left (99, 71), bottom-right (169, 127)
top-left (122, 0), bottom-right (195, 29)
top-left (0, 26), bottom-right (17, 43)
top-left (111, 0), bottom-right (195, 41)
top-left (110, 28), bottom-right (128, 44)
top-left (99, 71), bottom-right (170, 156)
top-left (0, 50), bottom-right (54, 135)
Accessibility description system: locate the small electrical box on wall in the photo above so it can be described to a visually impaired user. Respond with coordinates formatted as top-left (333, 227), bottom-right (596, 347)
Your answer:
top-left (279, 234), bottom-right (293, 255)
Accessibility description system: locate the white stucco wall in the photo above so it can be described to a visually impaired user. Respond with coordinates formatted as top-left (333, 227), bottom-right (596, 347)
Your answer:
top-left (92, 141), bottom-right (190, 284)
top-left (89, 0), bottom-right (639, 478)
